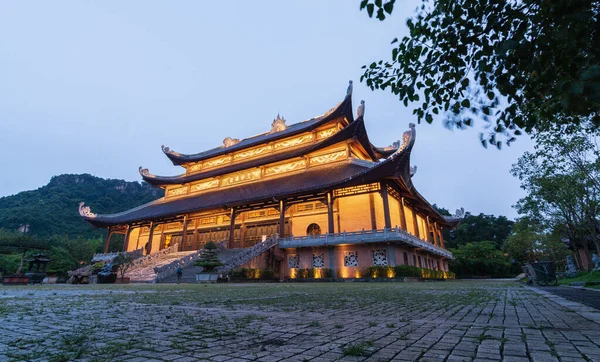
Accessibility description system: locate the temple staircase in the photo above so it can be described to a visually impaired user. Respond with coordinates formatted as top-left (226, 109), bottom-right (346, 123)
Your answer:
top-left (125, 244), bottom-right (202, 283)
top-left (159, 236), bottom-right (279, 283)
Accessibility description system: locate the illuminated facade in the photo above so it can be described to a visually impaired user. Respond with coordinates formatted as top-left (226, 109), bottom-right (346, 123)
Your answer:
top-left (80, 82), bottom-right (460, 278)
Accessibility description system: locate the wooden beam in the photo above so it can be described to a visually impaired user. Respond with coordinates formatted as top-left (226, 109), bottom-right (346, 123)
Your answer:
top-left (103, 227), bottom-right (112, 254)
top-left (381, 182), bottom-right (392, 229)
top-left (279, 200), bottom-right (285, 237)
top-left (146, 222), bottom-right (155, 255)
top-left (180, 215), bottom-right (188, 252)
top-left (399, 198), bottom-right (408, 231)
top-left (327, 192), bottom-right (335, 234)
top-left (228, 208), bottom-right (236, 248)
top-left (122, 225), bottom-right (131, 252)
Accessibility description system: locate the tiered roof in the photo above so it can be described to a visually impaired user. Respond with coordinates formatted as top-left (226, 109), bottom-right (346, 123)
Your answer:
top-left (80, 83), bottom-right (460, 229)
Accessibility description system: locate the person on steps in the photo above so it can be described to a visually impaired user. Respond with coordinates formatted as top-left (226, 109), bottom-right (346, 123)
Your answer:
top-left (176, 265), bottom-right (183, 284)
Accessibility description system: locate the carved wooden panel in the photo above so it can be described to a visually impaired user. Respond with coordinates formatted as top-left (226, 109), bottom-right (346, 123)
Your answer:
top-left (316, 127), bottom-right (338, 140)
top-left (220, 169), bottom-right (261, 187)
top-left (233, 145), bottom-right (272, 162)
top-left (273, 134), bottom-right (314, 149)
top-left (264, 160), bottom-right (306, 176)
top-left (167, 186), bottom-right (188, 197)
top-left (190, 179), bottom-right (219, 193)
top-left (309, 150), bottom-right (347, 166)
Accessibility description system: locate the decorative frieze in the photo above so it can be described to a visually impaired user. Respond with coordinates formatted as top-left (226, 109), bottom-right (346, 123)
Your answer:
top-left (187, 163), bottom-right (202, 173)
top-left (233, 145), bottom-right (272, 162)
top-left (167, 186), bottom-right (188, 197)
top-left (264, 160), bottom-right (306, 176)
top-left (220, 169), bottom-right (261, 187)
top-left (273, 134), bottom-right (314, 149)
top-left (316, 127), bottom-right (338, 140)
top-left (309, 150), bottom-right (347, 166)
top-left (204, 156), bottom-right (232, 169)
top-left (190, 179), bottom-right (219, 193)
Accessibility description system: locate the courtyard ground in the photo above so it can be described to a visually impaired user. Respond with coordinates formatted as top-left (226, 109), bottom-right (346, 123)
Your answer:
top-left (1, 281), bottom-right (599, 362)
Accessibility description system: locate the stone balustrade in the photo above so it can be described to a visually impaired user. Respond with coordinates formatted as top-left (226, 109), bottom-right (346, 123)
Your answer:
top-left (154, 249), bottom-right (204, 283)
top-left (278, 227), bottom-right (453, 259)
top-left (215, 236), bottom-right (279, 274)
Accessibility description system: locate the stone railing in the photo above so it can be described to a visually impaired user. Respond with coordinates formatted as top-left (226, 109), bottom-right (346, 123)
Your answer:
top-left (154, 249), bottom-right (204, 283)
top-left (89, 248), bottom-right (144, 263)
top-left (215, 236), bottom-right (279, 274)
top-left (279, 228), bottom-right (453, 259)
top-left (130, 243), bottom-right (179, 269)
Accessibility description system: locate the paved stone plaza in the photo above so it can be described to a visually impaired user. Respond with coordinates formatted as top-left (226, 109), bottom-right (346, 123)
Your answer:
top-left (1, 281), bottom-right (599, 362)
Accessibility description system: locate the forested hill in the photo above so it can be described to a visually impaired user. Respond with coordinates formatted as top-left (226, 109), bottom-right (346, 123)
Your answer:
top-left (0, 174), bottom-right (164, 238)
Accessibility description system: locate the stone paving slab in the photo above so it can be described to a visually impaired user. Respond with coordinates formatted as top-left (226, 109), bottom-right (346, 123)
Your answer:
top-left (0, 281), bottom-right (599, 361)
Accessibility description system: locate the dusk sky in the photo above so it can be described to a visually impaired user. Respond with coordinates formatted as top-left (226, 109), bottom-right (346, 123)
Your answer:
top-left (0, 1), bottom-right (533, 219)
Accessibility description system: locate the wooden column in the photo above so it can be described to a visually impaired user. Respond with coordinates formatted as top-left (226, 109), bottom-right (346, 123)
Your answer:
top-left (279, 200), bottom-right (286, 237)
top-left (327, 192), bottom-right (335, 234)
top-left (380, 182), bottom-right (392, 229)
top-left (146, 222), bottom-right (155, 255)
top-left (368, 193), bottom-right (377, 230)
top-left (399, 198), bottom-right (408, 231)
top-left (228, 208), bottom-right (236, 248)
top-left (425, 216), bottom-right (433, 244)
top-left (193, 225), bottom-right (199, 250)
top-left (240, 212), bottom-right (247, 248)
top-left (412, 210), bottom-right (420, 239)
top-left (122, 225), bottom-right (131, 252)
top-left (433, 222), bottom-right (440, 247)
top-left (439, 227), bottom-right (445, 249)
top-left (180, 215), bottom-right (188, 251)
top-left (135, 227), bottom-right (141, 250)
top-left (103, 227), bottom-right (113, 253)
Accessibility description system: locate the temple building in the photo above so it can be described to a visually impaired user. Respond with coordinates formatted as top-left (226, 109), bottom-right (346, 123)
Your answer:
top-left (79, 82), bottom-right (460, 279)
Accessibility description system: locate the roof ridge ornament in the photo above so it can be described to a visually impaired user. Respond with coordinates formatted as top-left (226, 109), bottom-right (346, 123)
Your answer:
top-left (269, 114), bottom-right (288, 133)
top-left (347, 80), bottom-right (353, 97)
top-left (139, 166), bottom-right (155, 178)
top-left (78, 202), bottom-right (96, 218)
top-left (161, 145), bottom-right (181, 157)
top-left (223, 137), bottom-right (241, 148)
top-left (410, 165), bottom-right (417, 177)
top-left (357, 100), bottom-right (365, 119)
top-left (389, 123), bottom-right (416, 158)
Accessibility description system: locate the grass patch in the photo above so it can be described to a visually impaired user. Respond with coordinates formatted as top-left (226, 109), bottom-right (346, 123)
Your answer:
top-left (342, 340), bottom-right (373, 357)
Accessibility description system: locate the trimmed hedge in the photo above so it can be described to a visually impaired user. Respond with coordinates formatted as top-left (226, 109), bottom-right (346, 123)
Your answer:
top-left (229, 268), bottom-right (274, 280)
top-left (359, 265), bottom-right (455, 279)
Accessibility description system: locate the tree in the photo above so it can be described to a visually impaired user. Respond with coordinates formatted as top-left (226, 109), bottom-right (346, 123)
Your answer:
top-left (445, 212), bottom-right (513, 249)
top-left (194, 241), bottom-right (223, 272)
top-left (503, 218), bottom-right (569, 267)
top-left (449, 240), bottom-right (517, 277)
top-left (511, 127), bottom-right (600, 269)
top-left (112, 253), bottom-right (134, 279)
top-left (359, 0), bottom-right (600, 148)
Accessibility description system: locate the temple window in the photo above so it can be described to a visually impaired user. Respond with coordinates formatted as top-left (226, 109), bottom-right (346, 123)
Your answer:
top-left (344, 251), bottom-right (359, 267)
top-left (372, 250), bottom-right (388, 266)
top-left (403, 252), bottom-right (409, 265)
top-left (306, 223), bottom-right (321, 236)
top-left (312, 254), bottom-right (324, 268)
top-left (287, 254), bottom-right (299, 269)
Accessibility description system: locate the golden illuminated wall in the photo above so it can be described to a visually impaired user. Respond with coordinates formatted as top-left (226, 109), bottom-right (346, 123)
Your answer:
top-left (403, 205), bottom-right (416, 236)
top-left (388, 196), bottom-right (401, 229)
top-left (291, 212), bottom-right (331, 237)
top-left (416, 214), bottom-right (428, 241)
top-left (372, 192), bottom-right (386, 229)
top-left (126, 227), bottom-right (140, 252)
top-left (338, 194), bottom-right (373, 232)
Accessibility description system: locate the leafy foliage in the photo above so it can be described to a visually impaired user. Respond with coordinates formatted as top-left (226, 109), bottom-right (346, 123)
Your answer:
top-left (503, 218), bottom-right (569, 267)
top-left (360, 0), bottom-right (600, 147)
top-left (511, 126), bottom-right (600, 268)
top-left (112, 253), bottom-right (134, 279)
top-left (195, 242), bottom-right (223, 272)
top-left (0, 174), bottom-right (163, 238)
top-left (450, 241), bottom-right (518, 278)
top-left (446, 212), bottom-right (513, 249)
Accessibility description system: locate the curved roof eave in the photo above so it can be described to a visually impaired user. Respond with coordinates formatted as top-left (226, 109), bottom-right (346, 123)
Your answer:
top-left (141, 118), bottom-right (366, 186)
top-left (162, 92), bottom-right (355, 166)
